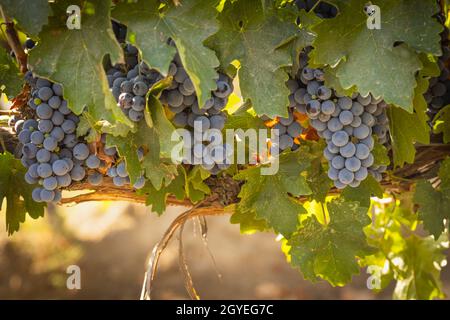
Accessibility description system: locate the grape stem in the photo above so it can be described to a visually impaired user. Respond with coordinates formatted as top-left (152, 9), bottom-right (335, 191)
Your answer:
top-left (140, 200), bottom-right (227, 300)
top-left (0, 6), bottom-right (27, 73)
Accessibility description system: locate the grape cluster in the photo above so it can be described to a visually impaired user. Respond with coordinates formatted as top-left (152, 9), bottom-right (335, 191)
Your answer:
top-left (15, 73), bottom-right (107, 202)
top-left (294, 0), bottom-right (338, 19)
top-left (288, 52), bottom-right (389, 188)
top-left (161, 53), bottom-right (234, 175)
top-left (106, 44), bottom-right (163, 122)
top-left (425, 28), bottom-right (450, 120)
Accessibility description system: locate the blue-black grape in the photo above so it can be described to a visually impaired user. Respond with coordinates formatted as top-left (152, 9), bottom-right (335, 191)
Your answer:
top-left (85, 154), bottom-right (100, 169)
top-left (36, 103), bottom-right (53, 119)
top-left (40, 189), bottom-right (55, 202)
top-left (37, 163), bottom-right (52, 178)
top-left (88, 172), bottom-right (103, 186)
top-left (43, 176), bottom-right (58, 190)
top-left (73, 143), bottom-right (90, 161)
top-left (52, 160), bottom-right (70, 176)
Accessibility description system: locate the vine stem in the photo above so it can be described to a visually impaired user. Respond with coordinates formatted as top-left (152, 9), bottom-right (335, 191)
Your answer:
top-left (140, 201), bottom-right (227, 300)
top-left (0, 110), bottom-right (20, 116)
top-left (0, 6), bottom-right (27, 73)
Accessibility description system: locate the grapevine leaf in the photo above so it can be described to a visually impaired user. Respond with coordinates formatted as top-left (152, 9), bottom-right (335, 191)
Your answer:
top-left (288, 198), bottom-right (373, 286)
top-left (230, 205), bottom-right (269, 234)
top-left (414, 158), bottom-right (450, 238)
top-left (323, 66), bottom-right (357, 97)
top-left (298, 9), bottom-right (322, 28)
top-left (113, 0), bottom-right (220, 109)
top-left (311, 0), bottom-right (442, 110)
top-left (387, 73), bottom-right (430, 167)
top-left (147, 95), bottom-right (179, 158)
top-left (76, 113), bottom-right (100, 143)
top-left (138, 167), bottom-right (186, 215)
top-left (393, 235), bottom-right (446, 300)
top-left (206, 0), bottom-right (301, 118)
top-left (372, 139), bottom-right (390, 167)
top-left (387, 57), bottom-right (432, 167)
top-left (0, 152), bottom-right (45, 235)
top-left (0, 0), bottom-right (50, 36)
top-left (186, 166), bottom-right (210, 203)
top-left (342, 175), bottom-right (383, 208)
top-left (0, 47), bottom-right (22, 98)
top-left (276, 5), bottom-right (316, 73)
top-left (28, 0), bottom-right (132, 134)
top-left (224, 110), bottom-right (266, 131)
top-left (306, 142), bottom-right (332, 203)
top-left (414, 180), bottom-right (449, 239)
top-left (234, 149), bottom-right (312, 236)
top-left (107, 133), bottom-right (141, 185)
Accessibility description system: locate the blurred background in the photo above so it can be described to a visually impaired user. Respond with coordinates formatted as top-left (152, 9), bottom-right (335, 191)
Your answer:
top-left (1, 200), bottom-right (449, 300)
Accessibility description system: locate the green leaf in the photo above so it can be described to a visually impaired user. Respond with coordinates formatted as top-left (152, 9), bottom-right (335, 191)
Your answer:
top-left (147, 95), bottom-right (179, 158)
top-left (323, 66), bottom-right (357, 97)
top-left (206, 0), bottom-right (301, 118)
top-left (306, 142), bottom-right (332, 203)
top-left (0, 47), bottom-right (22, 98)
top-left (392, 235), bottom-right (446, 300)
top-left (342, 175), bottom-right (383, 208)
top-left (0, 0), bottom-right (50, 36)
top-left (185, 166), bottom-right (211, 203)
top-left (230, 205), bottom-right (269, 234)
top-left (0, 152), bottom-right (45, 235)
top-left (138, 167), bottom-right (186, 215)
top-left (414, 180), bottom-right (449, 239)
top-left (113, 0), bottom-right (220, 109)
top-left (311, 0), bottom-right (442, 111)
top-left (76, 113), bottom-right (100, 143)
top-left (224, 109), bottom-right (266, 131)
top-left (387, 56), bottom-right (432, 167)
top-left (276, 5), bottom-right (316, 74)
top-left (234, 149), bottom-right (312, 236)
top-left (28, 0), bottom-right (132, 134)
top-left (414, 158), bottom-right (450, 238)
top-left (288, 198), bottom-right (373, 286)
top-left (372, 138), bottom-right (391, 167)
top-left (387, 104), bottom-right (429, 168)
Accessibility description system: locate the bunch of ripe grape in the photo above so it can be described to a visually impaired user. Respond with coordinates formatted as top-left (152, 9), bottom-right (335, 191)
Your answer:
top-left (106, 44), bottom-right (163, 122)
top-left (15, 72), bottom-right (108, 203)
top-left (161, 53), bottom-right (234, 175)
top-left (288, 51), bottom-right (389, 189)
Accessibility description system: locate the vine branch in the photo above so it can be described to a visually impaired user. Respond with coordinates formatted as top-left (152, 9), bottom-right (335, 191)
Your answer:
top-left (1, 126), bottom-right (449, 210)
top-left (0, 6), bottom-right (27, 73)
